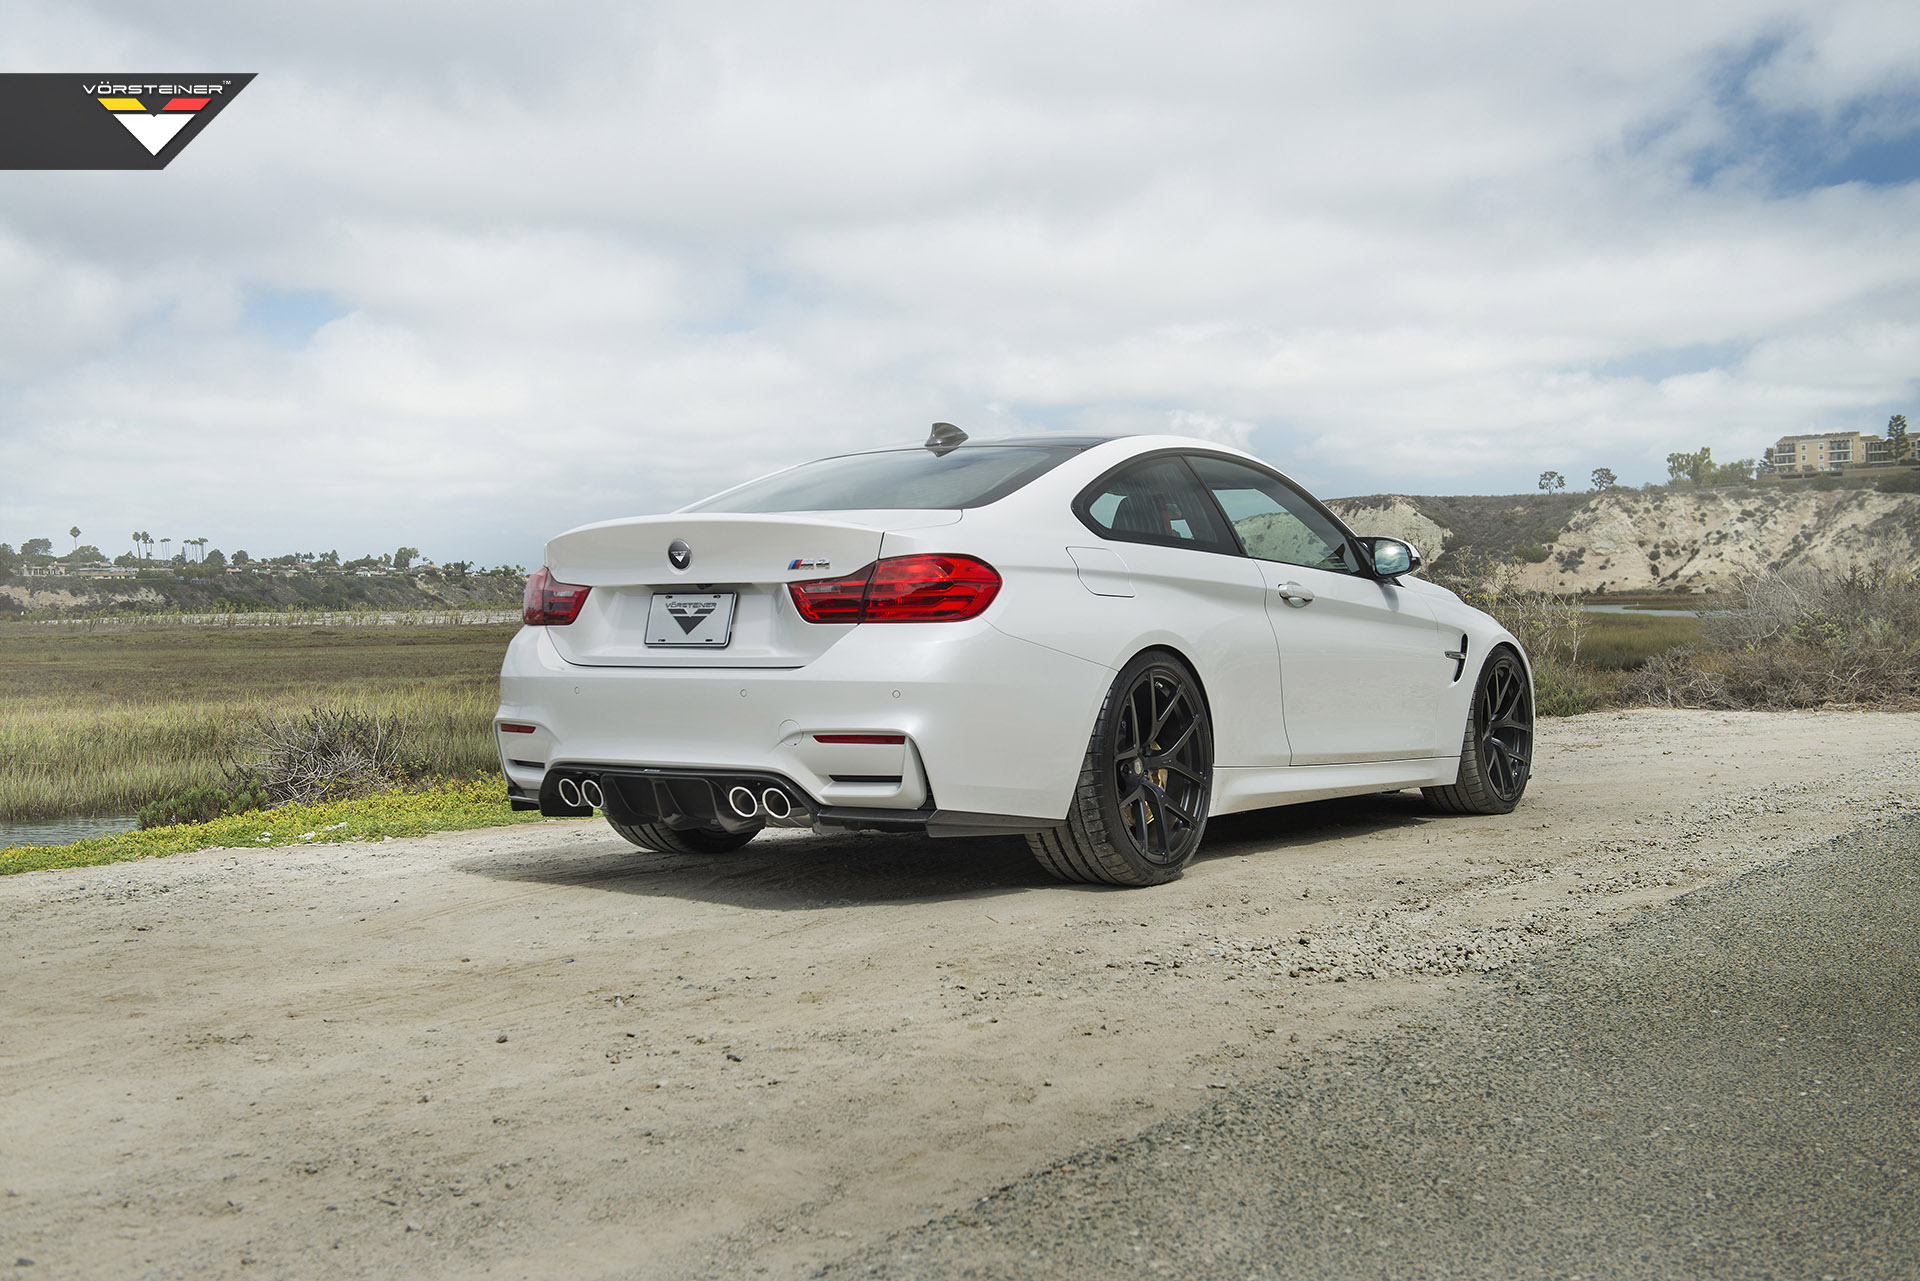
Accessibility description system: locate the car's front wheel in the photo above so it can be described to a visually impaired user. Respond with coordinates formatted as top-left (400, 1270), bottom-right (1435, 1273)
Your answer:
top-left (606, 817), bottom-right (762, 854)
top-left (1028, 651), bottom-right (1214, 887)
top-left (1424, 647), bottom-right (1533, 815)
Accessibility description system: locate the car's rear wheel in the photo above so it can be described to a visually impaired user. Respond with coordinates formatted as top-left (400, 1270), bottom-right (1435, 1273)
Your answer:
top-left (1424, 647), bottom-right (1533, 815)
top-left (1028, 651), bottom-right (1213, 887)
top-left (606, 817), bottom-right (762, 854)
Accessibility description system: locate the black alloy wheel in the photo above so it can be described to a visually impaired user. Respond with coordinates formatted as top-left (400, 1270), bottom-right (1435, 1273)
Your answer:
top-left (1029, 652), bottom-right (1215, 886)
top-left (1425, 647), bottom-right (1533, 815)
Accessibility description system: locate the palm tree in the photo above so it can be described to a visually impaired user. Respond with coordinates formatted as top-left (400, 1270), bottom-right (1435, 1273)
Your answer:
top-left (160, 537), bottom-right (172, 562)
top-left (69, 526), bottom-right (81, 553)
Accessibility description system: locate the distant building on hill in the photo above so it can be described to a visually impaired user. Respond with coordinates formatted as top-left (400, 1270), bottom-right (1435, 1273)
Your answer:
top-left (1763, 430), bottom-right (1896, 473)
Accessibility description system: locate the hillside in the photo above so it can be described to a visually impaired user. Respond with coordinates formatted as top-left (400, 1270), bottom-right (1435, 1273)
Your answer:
top-left (1330, 485), bottom-right (1920, 593)
top-left (0, 566), bottom-right (523, 618)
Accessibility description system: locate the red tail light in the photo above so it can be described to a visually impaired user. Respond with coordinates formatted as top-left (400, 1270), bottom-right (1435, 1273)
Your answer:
top-left (523, 567), bottom-right (591, 625)
top-left (789, 554), bottom-right (1001, 624)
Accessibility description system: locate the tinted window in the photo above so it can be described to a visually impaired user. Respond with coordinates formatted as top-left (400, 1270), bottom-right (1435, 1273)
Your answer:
top-left (1185, 455), bottom-right (1358, 573)
top-left (1078, 457), bottom-right (1231, 551)
top-left (687, 446), bottom-right (1080, 513)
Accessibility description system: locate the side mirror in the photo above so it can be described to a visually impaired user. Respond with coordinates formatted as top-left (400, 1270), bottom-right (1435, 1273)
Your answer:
top-left (1367, 537), bottom-right (1421, 578)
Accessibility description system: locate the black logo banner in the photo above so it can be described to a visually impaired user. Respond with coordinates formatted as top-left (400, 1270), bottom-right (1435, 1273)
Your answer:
top-left (0, 73), bottom-right (256, 169)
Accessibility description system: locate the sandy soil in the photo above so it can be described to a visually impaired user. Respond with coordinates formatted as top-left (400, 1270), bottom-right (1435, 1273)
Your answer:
top-left (4, 709), bottom-right (1917, 1281)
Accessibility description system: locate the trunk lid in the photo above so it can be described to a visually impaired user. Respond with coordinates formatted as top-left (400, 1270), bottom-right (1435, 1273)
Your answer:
top-left (543, 510), bottom-right (962, 668)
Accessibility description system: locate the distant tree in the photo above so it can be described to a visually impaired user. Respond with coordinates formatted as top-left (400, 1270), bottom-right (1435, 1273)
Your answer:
top-left (113, 552), bottom-right (139, 568)
top-left (21, 537), bottom-right (52, 557)
top-left (70, 544), bottom-right (106, 565)
top-left (232, 549), bottom-right (251, 566)
top-left (1891, 414), bottom-right (1912, 461)
top-left (1667, 447), bottom-right (1713, 485)
top-left (394, 546), bottom-right (419, 571)
top-left (69, 525), bottom-right (81, 552)
top-left (444, 560), bottom-right (471, 580)
top-left (1590, 467), bottom-right (1618, 491)
top-left (0, 543), bottom-right (15, 581)
top-left (160, 537), bottom-right (172, 561)
top-left (1538, 470), bottom-right (1566, 493)
top-left (187, 537), bottom-right (208, 561)
top-left (316, 549), bottom-right (340, 568)
top-left (1707, 456), bottom-right (1757, 484)
top-left (204, 549), bottom-right (227, 570)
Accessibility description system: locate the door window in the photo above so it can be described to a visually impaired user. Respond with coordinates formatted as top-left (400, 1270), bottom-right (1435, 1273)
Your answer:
top-left (1185, 455), bottom-right (1359, 574)
top-left (1077, 457), bottom-right (1232, 552)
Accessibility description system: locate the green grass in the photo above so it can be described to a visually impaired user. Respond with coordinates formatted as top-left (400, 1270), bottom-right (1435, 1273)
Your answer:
top-left (1579, 612), bottom-right (1703, 670)
top-left (0, 623), bottom-right (519, 820)
top-left (0, 778), bottom-right (570, 876)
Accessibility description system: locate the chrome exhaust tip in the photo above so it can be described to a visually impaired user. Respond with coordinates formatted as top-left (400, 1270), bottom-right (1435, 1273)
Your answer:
top-left (726, 785), bottom-right (760, 818)
top-left (760, 787), bottom-right (792, 820)
top-left (580, 778), bottom-right (605, 810)
top-left (556, 777), bottom-right (582, 808)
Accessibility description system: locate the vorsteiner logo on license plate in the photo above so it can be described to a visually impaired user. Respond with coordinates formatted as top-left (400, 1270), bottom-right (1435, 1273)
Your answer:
top-left (645, 592), bottom-right (736, 647)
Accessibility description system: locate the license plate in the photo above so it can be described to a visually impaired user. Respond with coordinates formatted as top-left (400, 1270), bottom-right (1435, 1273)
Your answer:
top-left (644, 592), bottom-right (736, 647)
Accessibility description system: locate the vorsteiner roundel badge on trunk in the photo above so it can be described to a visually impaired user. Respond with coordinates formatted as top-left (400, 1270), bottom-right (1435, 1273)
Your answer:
top-left (668, 539), bottom-right (692, 571)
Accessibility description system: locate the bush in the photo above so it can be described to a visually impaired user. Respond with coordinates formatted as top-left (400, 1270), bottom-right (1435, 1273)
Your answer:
top-left (226, 706), bottom-right (432, 806)
top-left (137, 784), bottom-right (270, 830)
top-left (1513, 544), bottom-right (1550, 563)
top-left (1623, 562), bottom-right (1920, 710)
top-left (1877, 469), bottom-right (1920, 494)
top-left (1529, 657), bottom-right (1609, 716)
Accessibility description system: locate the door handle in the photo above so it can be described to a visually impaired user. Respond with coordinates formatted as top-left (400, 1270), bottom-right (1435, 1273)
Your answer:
top-left (1276, 581), bottom-right (1314, 607)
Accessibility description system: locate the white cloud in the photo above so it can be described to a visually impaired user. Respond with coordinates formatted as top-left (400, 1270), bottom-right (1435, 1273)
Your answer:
top-left (2, 0), bottom-right (1917, 563)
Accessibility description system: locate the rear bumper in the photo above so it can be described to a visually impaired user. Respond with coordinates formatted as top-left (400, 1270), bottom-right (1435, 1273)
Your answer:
top-left (495, 621), bottom-right (1111, 827)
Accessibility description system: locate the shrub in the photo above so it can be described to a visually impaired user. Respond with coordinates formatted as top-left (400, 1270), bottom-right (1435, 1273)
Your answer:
top-left (1513, 544), bottom-right (1550, 563)
top-left (226, 705), bottom-right (432, 806)
top-left (1529, 657), bottom-right (1609, 716)
top-left (1877, 469), bottom-right (1920, 494)
top-left (137, 784), bottom-right (270, 830)
top-left (1624, 562), bottom-right (1920, 710)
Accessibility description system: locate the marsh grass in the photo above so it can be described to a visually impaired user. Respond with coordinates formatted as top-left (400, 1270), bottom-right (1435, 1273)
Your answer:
top-left (0, 623), bottom-right (517, 820)
top-left (1579, 613), bottom-right (1703, 669)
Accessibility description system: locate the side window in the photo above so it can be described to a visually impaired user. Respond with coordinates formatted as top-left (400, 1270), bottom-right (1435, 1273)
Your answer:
top-left (1185, 455), bottom-right (1358, 574)
top-left (1078, 457), bottom-right (1230, 551)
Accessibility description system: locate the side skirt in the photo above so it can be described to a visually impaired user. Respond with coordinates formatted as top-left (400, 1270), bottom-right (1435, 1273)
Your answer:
top-left (1210, 758), bottom-right (1459, 816)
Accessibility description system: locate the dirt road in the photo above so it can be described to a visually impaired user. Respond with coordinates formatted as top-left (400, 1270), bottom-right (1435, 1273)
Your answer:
top-left (4, 710), bottom-right (1917, 1280)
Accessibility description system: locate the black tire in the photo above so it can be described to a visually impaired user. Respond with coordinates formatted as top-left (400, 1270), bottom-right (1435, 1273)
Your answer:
top-left (1027, 651), bottom-right (1214, 887)
top-left (1424, 647), bottom-right (1533, 815)
top-left (605, 817), bottom-right (761, 854)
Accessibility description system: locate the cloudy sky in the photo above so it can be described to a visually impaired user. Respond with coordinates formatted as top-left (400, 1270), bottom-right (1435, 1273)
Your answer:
top-left (4, 1), bottom-right (1917, 567)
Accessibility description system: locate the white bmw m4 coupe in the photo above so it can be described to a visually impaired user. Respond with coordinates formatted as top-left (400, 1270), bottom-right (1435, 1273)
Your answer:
top-left (496, 426), bottom-right (1533, 886)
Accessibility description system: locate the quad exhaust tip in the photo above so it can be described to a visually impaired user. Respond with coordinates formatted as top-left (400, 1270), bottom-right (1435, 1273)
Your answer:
top-left (727, 785), bottom-right (760, 818)
top-left (557, 776), bottom-right (606, 810)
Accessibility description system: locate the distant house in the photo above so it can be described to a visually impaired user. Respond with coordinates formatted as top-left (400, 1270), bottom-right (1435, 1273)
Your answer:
top-left (1763, 430), bottom-right (1897, 473)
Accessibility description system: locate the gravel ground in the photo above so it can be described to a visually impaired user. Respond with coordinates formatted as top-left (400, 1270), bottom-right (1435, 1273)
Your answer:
top-left (1, 709), bottom-right (1916, 1280)
top-left (823, 814), bottom-right (1920, 1280)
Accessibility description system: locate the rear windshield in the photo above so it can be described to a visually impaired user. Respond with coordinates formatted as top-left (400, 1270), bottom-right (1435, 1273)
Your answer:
top-left (684, 446), bottom-right (1082, 513)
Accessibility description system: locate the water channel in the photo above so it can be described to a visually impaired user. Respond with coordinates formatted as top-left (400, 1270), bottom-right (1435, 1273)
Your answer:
top-left (0, 814), bottom-right (139, 849)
